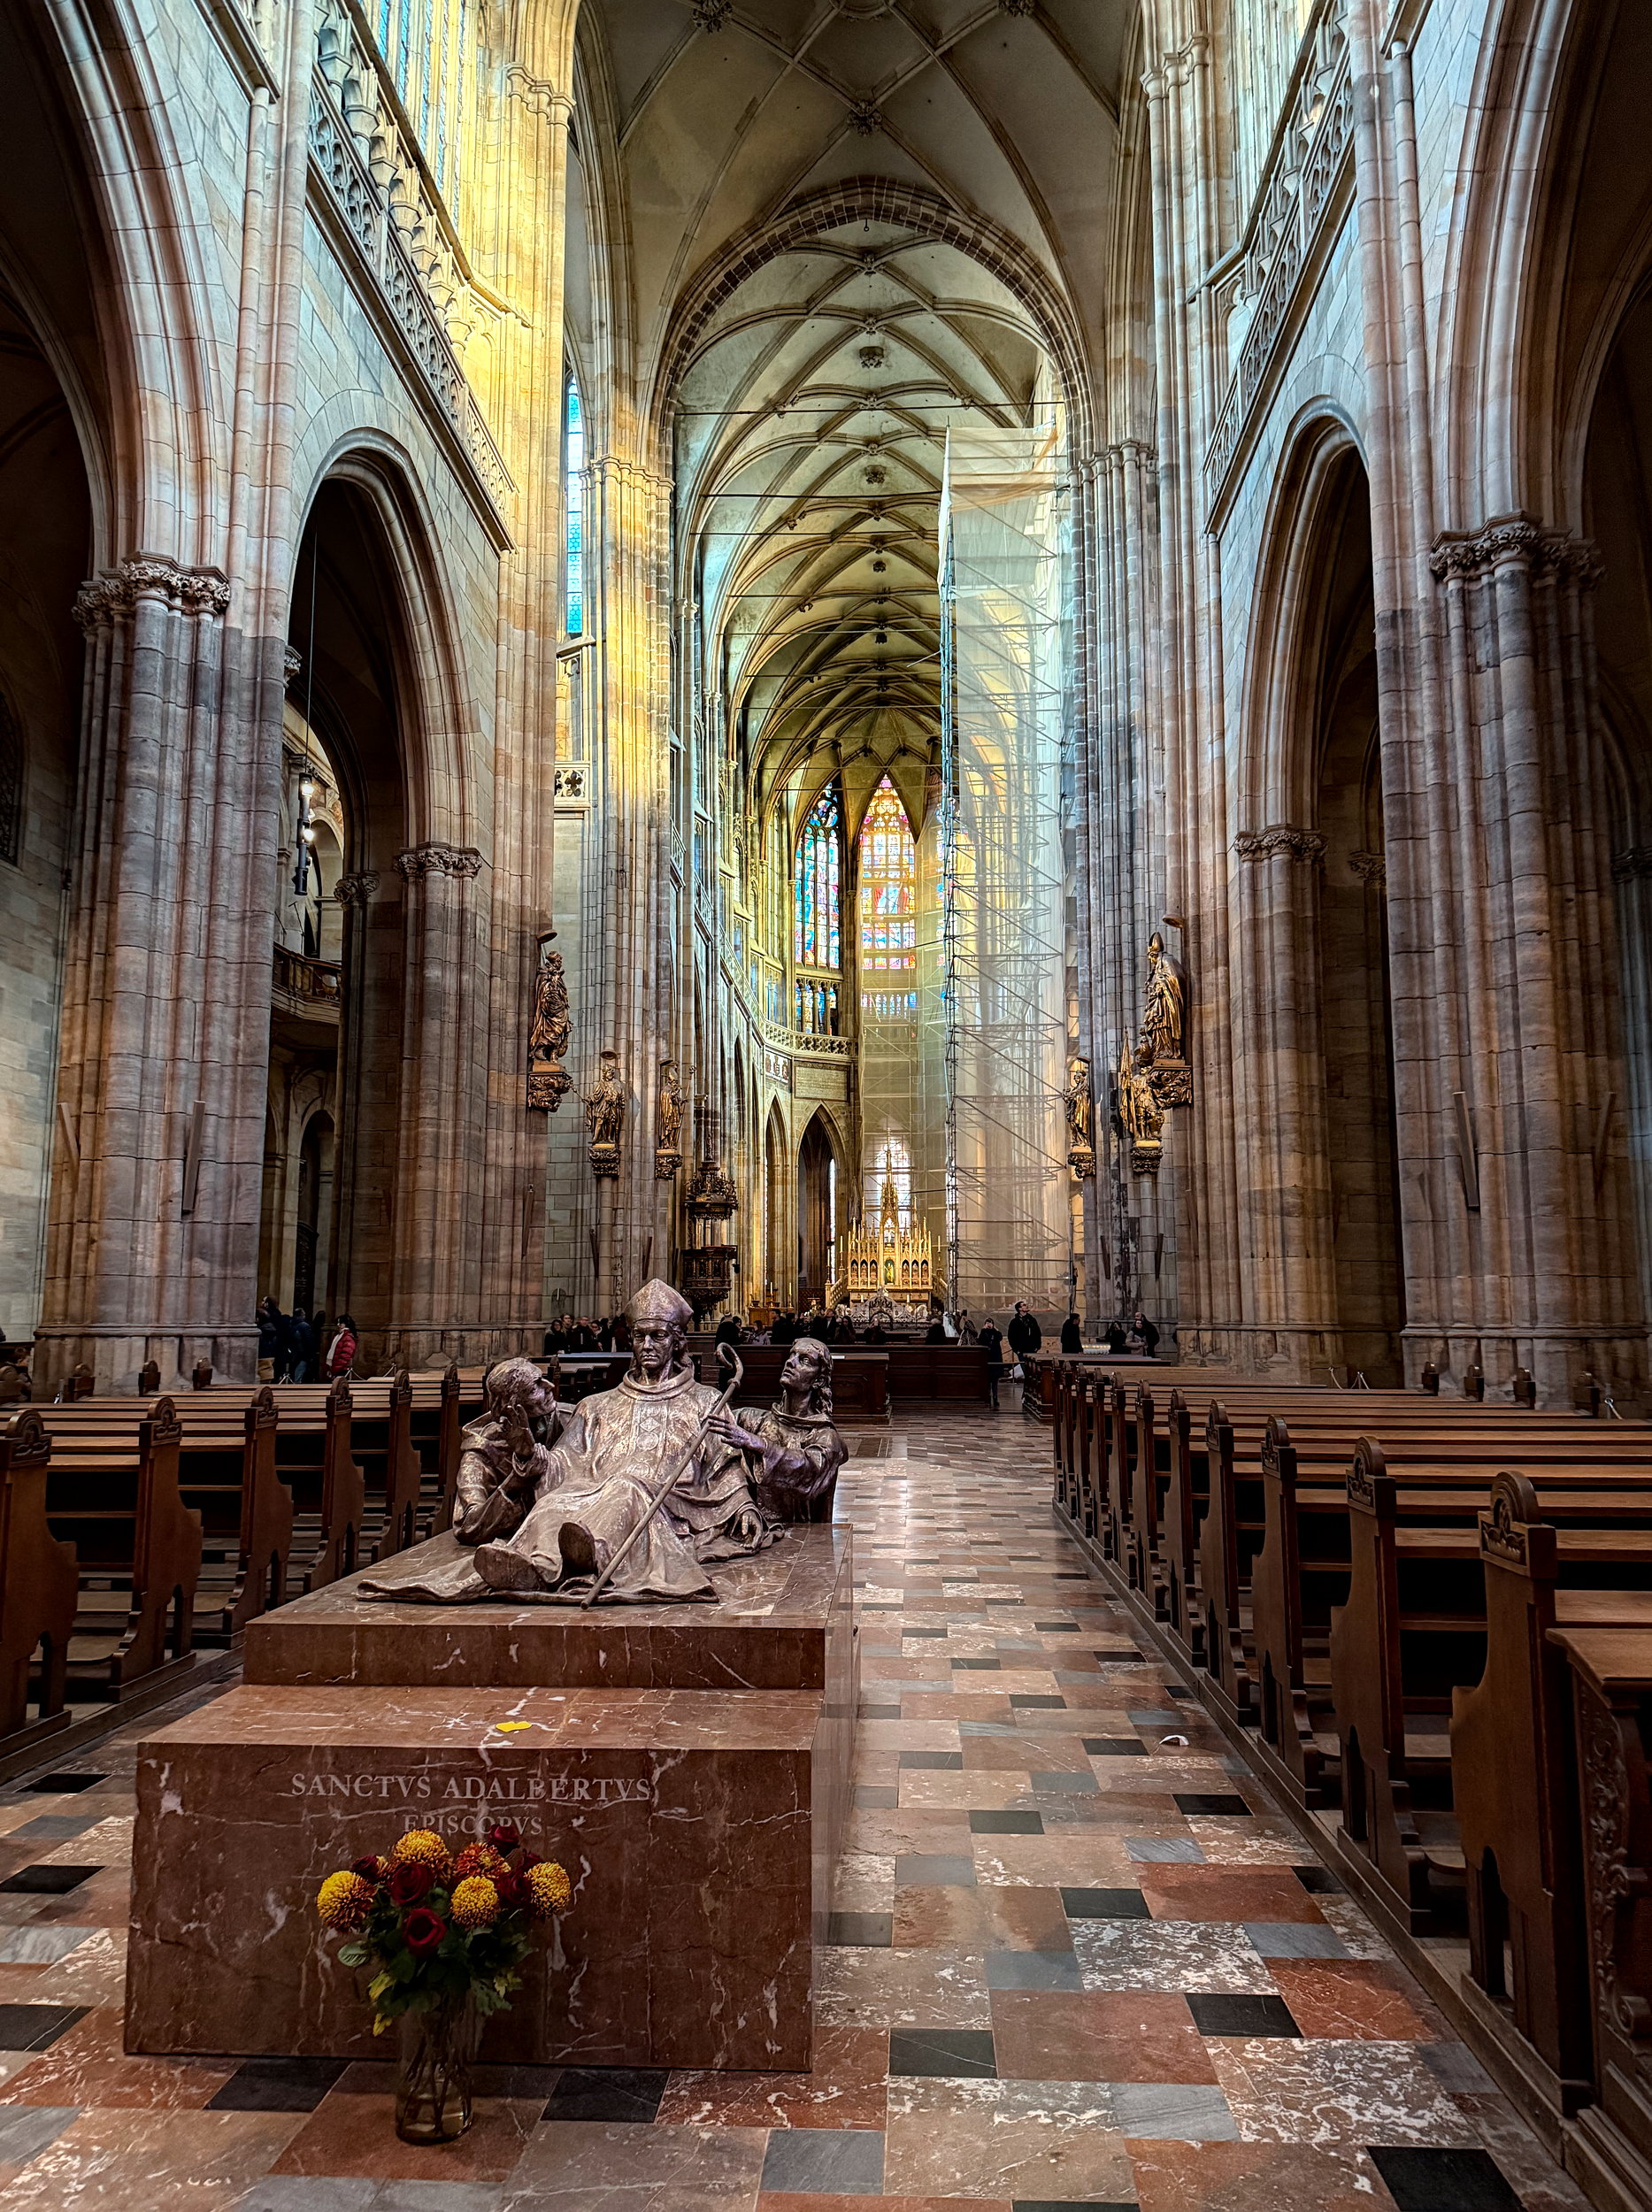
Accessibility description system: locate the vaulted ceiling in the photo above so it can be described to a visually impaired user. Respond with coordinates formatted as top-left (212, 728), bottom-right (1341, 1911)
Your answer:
top-left (574, 0), bottom-right (1133, 832)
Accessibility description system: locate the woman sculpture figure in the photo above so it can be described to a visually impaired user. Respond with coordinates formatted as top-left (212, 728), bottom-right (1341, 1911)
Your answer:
top-left (710, 1337), bottom-right (847, 1524)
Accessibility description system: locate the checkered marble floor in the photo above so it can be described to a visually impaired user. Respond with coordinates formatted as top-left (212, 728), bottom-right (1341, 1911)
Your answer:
top-left (0, 1409), bottom-right (1588, 2210)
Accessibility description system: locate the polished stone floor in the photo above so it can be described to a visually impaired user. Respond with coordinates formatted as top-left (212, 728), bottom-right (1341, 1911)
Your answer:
top-left (0, 1407), bottom-right (1587, 2208)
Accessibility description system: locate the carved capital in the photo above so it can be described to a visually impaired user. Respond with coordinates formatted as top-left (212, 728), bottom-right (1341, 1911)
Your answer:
top-left (396, 841), bottom-right (485, 882)
top-left (1348, 849), bottom-right (1387, 887)
top-left (74, 556), bottom-right (232, 630)
top-left (1235, 825), bottom-right (1325, 866)
top-left (1613, 846), bottom-right (1652, 884)
top-left (334, 872), bottom-right (380, 907)
top-left (526, 1063), bottom-right (572, 1113)
top-left (504, 65), bottom-right (572, 120)
top-left (1430, 514), bottom-right (1603, 588)
top-left (283, 645), bottom-right (303, 686)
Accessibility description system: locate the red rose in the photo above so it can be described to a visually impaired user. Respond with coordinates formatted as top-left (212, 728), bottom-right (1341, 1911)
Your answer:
top-left (495, 1871), bottom-right (529, 1909)
top-left (350, 1856), bottom-right (384, 1885)
top-left (518, 1847), bottom-right (542, 1870)
top-left (488, 1822), bottom-right (521, 1852)
top-left (388, 1862), bottom-right (434, 1908)
top-left (403, 1908), bottom-right (447, 1957)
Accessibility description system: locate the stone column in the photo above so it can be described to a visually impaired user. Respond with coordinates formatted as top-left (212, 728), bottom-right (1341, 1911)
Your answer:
top-left (39, 558), bottom-right (278, 1390)
top-left (1425, 518), bottom-right (1645, 1402)
top-left (1141, 3), bottom-right (1241, 1357)
top-left (388, 841), bottom-right (488, 1360)
top-left (476, 65), bottom-right (573, 1358)
top-left (584, 450), bottom-right (674, 1305)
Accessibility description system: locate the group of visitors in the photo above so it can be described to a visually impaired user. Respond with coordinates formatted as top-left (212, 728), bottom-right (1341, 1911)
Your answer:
top-left (542, 1315), bottom-right (634, 1356)
top-left (255, 1297), bottom-right (356, 1382)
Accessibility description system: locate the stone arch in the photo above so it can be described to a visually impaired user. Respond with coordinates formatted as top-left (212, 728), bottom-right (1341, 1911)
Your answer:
top-left (1230, 413), bottom-right (1402, 1383)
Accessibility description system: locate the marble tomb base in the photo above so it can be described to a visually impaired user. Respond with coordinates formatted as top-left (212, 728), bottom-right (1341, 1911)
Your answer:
top-left (125, 1527), bottom-right (855, 2070)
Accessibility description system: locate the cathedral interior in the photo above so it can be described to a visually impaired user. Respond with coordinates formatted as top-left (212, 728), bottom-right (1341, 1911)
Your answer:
top-left (2, 1), bottom-right (1652, 2208)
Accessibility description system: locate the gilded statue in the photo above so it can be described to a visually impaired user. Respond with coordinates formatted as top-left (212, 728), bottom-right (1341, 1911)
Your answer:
top-left (1064, 1055), bottom-right (1095, 1177)
top-left (526, 941), bottom-right (572, 1112)
top-left (655, 1059), bottom-right (683, 1179)
top-left (1142, 932), bottom-right (1187, 1067)
top-left (1117, 1034), bottom-right (1164, 1176)
top-left (529, 947), bottom-right (571, 1062)
top-left (585, 1049), bottom-right (625, 1173)
top-left (358, 1280), bottom-right (836, 1606)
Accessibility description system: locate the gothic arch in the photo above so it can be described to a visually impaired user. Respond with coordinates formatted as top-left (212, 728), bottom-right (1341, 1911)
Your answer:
top-left (294, 441), bottom-right (479, 849)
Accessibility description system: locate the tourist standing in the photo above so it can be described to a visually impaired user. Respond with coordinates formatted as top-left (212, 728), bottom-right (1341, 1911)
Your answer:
top-left (1007, 1302), bottom-right (1042, 1415)
top-left (325, 1313), bottom-right (357, 1379)
top-left (1060, 1312), bottom-right (1083, 1354)
top-left (1132, 1309), bottom-right (1161, 1356)
top-left (978, 1318), bottom-right (1005, 1409)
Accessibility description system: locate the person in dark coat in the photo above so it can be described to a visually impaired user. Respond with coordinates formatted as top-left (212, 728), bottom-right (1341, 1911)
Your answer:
top-left (1103, 1317), bottom-right (1129, 1354)
top-left (1060, 1312), bottom-right (1083, 1354)
top-left (1006, 1302), bottom-right (1042, 1414)
top-left (925, 1317), bottom-right (947, 1345)
top-left (288, 1309), bottom-right (319, 1383)
top-left (978, 1320), bottom-right (1005, 1409)
top-left (1132, 1310), bottom-right (1161, 1356)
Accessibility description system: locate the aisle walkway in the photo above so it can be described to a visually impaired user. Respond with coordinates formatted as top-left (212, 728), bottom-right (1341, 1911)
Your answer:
top-left (0, 1410), bottom-right (1585, 2208)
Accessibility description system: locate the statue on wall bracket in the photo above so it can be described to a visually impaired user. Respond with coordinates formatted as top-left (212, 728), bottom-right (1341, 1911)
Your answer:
top-left (526, 933), bottom-right (572, 1112)
top-left (1065, 1055), bottom-right (1095, 1179)
top-left (585, 1048), bottom-right (625, 1177)
top-left (655, 1059), bottom-right (683, 1180)
top-left (1141, 926), bottom-right (1192, 1111)
top-left (1117, 1035), bottom-right (1164, 1178)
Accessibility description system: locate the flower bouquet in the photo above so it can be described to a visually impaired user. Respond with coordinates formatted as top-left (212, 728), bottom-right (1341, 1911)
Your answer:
top-left (315, 1823), bottom-right (572, 2143)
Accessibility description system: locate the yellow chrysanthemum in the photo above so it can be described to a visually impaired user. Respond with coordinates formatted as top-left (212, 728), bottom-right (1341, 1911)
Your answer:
top-left (450, 1875), bottom-right (500, 1929)
top-left (316, 1870), bottom-right (375, 1931)
top-left (390, 1830), bottom-right (452, 1878)
top-left (453, 1842), bottom-right (508, 1882)
top-left (526, 1861), bottom-right (572, 1918)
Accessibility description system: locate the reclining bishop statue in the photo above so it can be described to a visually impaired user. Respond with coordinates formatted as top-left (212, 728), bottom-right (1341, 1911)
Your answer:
top-left (359, 1278), bottom-right (844, 1605)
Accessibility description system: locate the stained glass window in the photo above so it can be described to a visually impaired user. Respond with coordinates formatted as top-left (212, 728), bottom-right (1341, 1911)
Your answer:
top-left (565, 373), bottom-right (585, 636)
top-left (857, 777), bottom-right (915, 1000)
top-left (794, 785), bottom-right (842, 972)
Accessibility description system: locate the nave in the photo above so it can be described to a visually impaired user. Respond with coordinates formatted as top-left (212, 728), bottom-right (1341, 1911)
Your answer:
top-left (0, 1407), bottom-right (1578, 2212)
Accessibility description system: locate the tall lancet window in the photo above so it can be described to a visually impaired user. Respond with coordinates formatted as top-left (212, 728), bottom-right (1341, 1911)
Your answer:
top-left (794, 784), bottom-right (842, 1033)
top-left (564, 372), bottom-right (585, 636)
top-left (857, 776), bottom-right (916, 1018)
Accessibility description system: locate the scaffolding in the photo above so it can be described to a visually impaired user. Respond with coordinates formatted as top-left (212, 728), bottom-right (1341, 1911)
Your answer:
top-left (939, 425), bottom-right (1072, 1318)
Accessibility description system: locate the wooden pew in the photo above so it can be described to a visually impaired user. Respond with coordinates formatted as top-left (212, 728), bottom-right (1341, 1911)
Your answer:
top-left (1549, 1625), bottom-right (1652, 2212)
top-left (1246, 1413), bottom-right (1652, 1809)
top-left (1452, 1477), bottom-right (1652, 2118)
top-left (1328, 1439), bottom-right (1652, 1933)
top-left (35, 1397), bottom-right (202, 1698)
top-left (0, 1410), bottom-right (79, 1747)
top-left (346, 1372), bottom-right (419, 1559)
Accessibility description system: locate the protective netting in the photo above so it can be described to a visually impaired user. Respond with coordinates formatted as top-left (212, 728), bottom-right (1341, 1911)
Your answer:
top-left (938, 424), bottom-right (1073, 1317)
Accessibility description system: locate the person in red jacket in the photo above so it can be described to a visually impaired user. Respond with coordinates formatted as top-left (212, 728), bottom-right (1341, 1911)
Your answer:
top-left (324, 1314), bottom-right (357, 1379)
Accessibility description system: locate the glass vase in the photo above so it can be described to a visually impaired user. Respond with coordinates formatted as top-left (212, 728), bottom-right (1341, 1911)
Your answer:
top-left (394, 1993), bottom-right (480, 2145)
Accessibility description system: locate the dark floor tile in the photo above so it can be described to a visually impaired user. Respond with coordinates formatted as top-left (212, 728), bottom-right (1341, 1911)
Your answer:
top-left (1061, 1886), bottom-right (1149, 1920)
top-left (1010, 1695), bottom-right (1067, 1709)
top-left (1033, 1622), bottom-right (1081, 1632)
top-left (954, 1658), bottom-right (1003, 1671)
top-left (1164, 1686), bottom-right (1192, 1699)
top-left (0, 2003), bottom-right (88, 2051)
top-left (1186, 1993), bottom-right (1302, 2038)
top-left (207, 2056), bottom-right (349, 2112)
top-left (1084, 1738), bottom-right (1146, 1757)
top-left (855, 1786), bottom-right (899, 1809)
top-left (1366, 2146), bottom-right (1523, 2212)
top-left (761, 2126), bottom-right (886, 2193)
top-left (0, 1865), bottom-right (101, 1895)
top-left (22, 1773), bottom-right (104, 1794)
top-left (860, 1702), bottom-right (903, 1719)
top-left (1293, 1864), bottom-right (1346, 1893)
top-left (1174, 1794), bottom-right (1253, 1816)
top-left (970, 1810), bottom-right (1044, 1835)
top-left (900, 1750), bottom-right (964, 1770)
top-left (903, 1626), bottom-right (948, 1638)
top-left (828, 1911), bottom-right (893, 1947)
top-left (889, 2026), bottom-right (997, 2078)
top-left (540, 2065), bottom-right (670, 2123)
